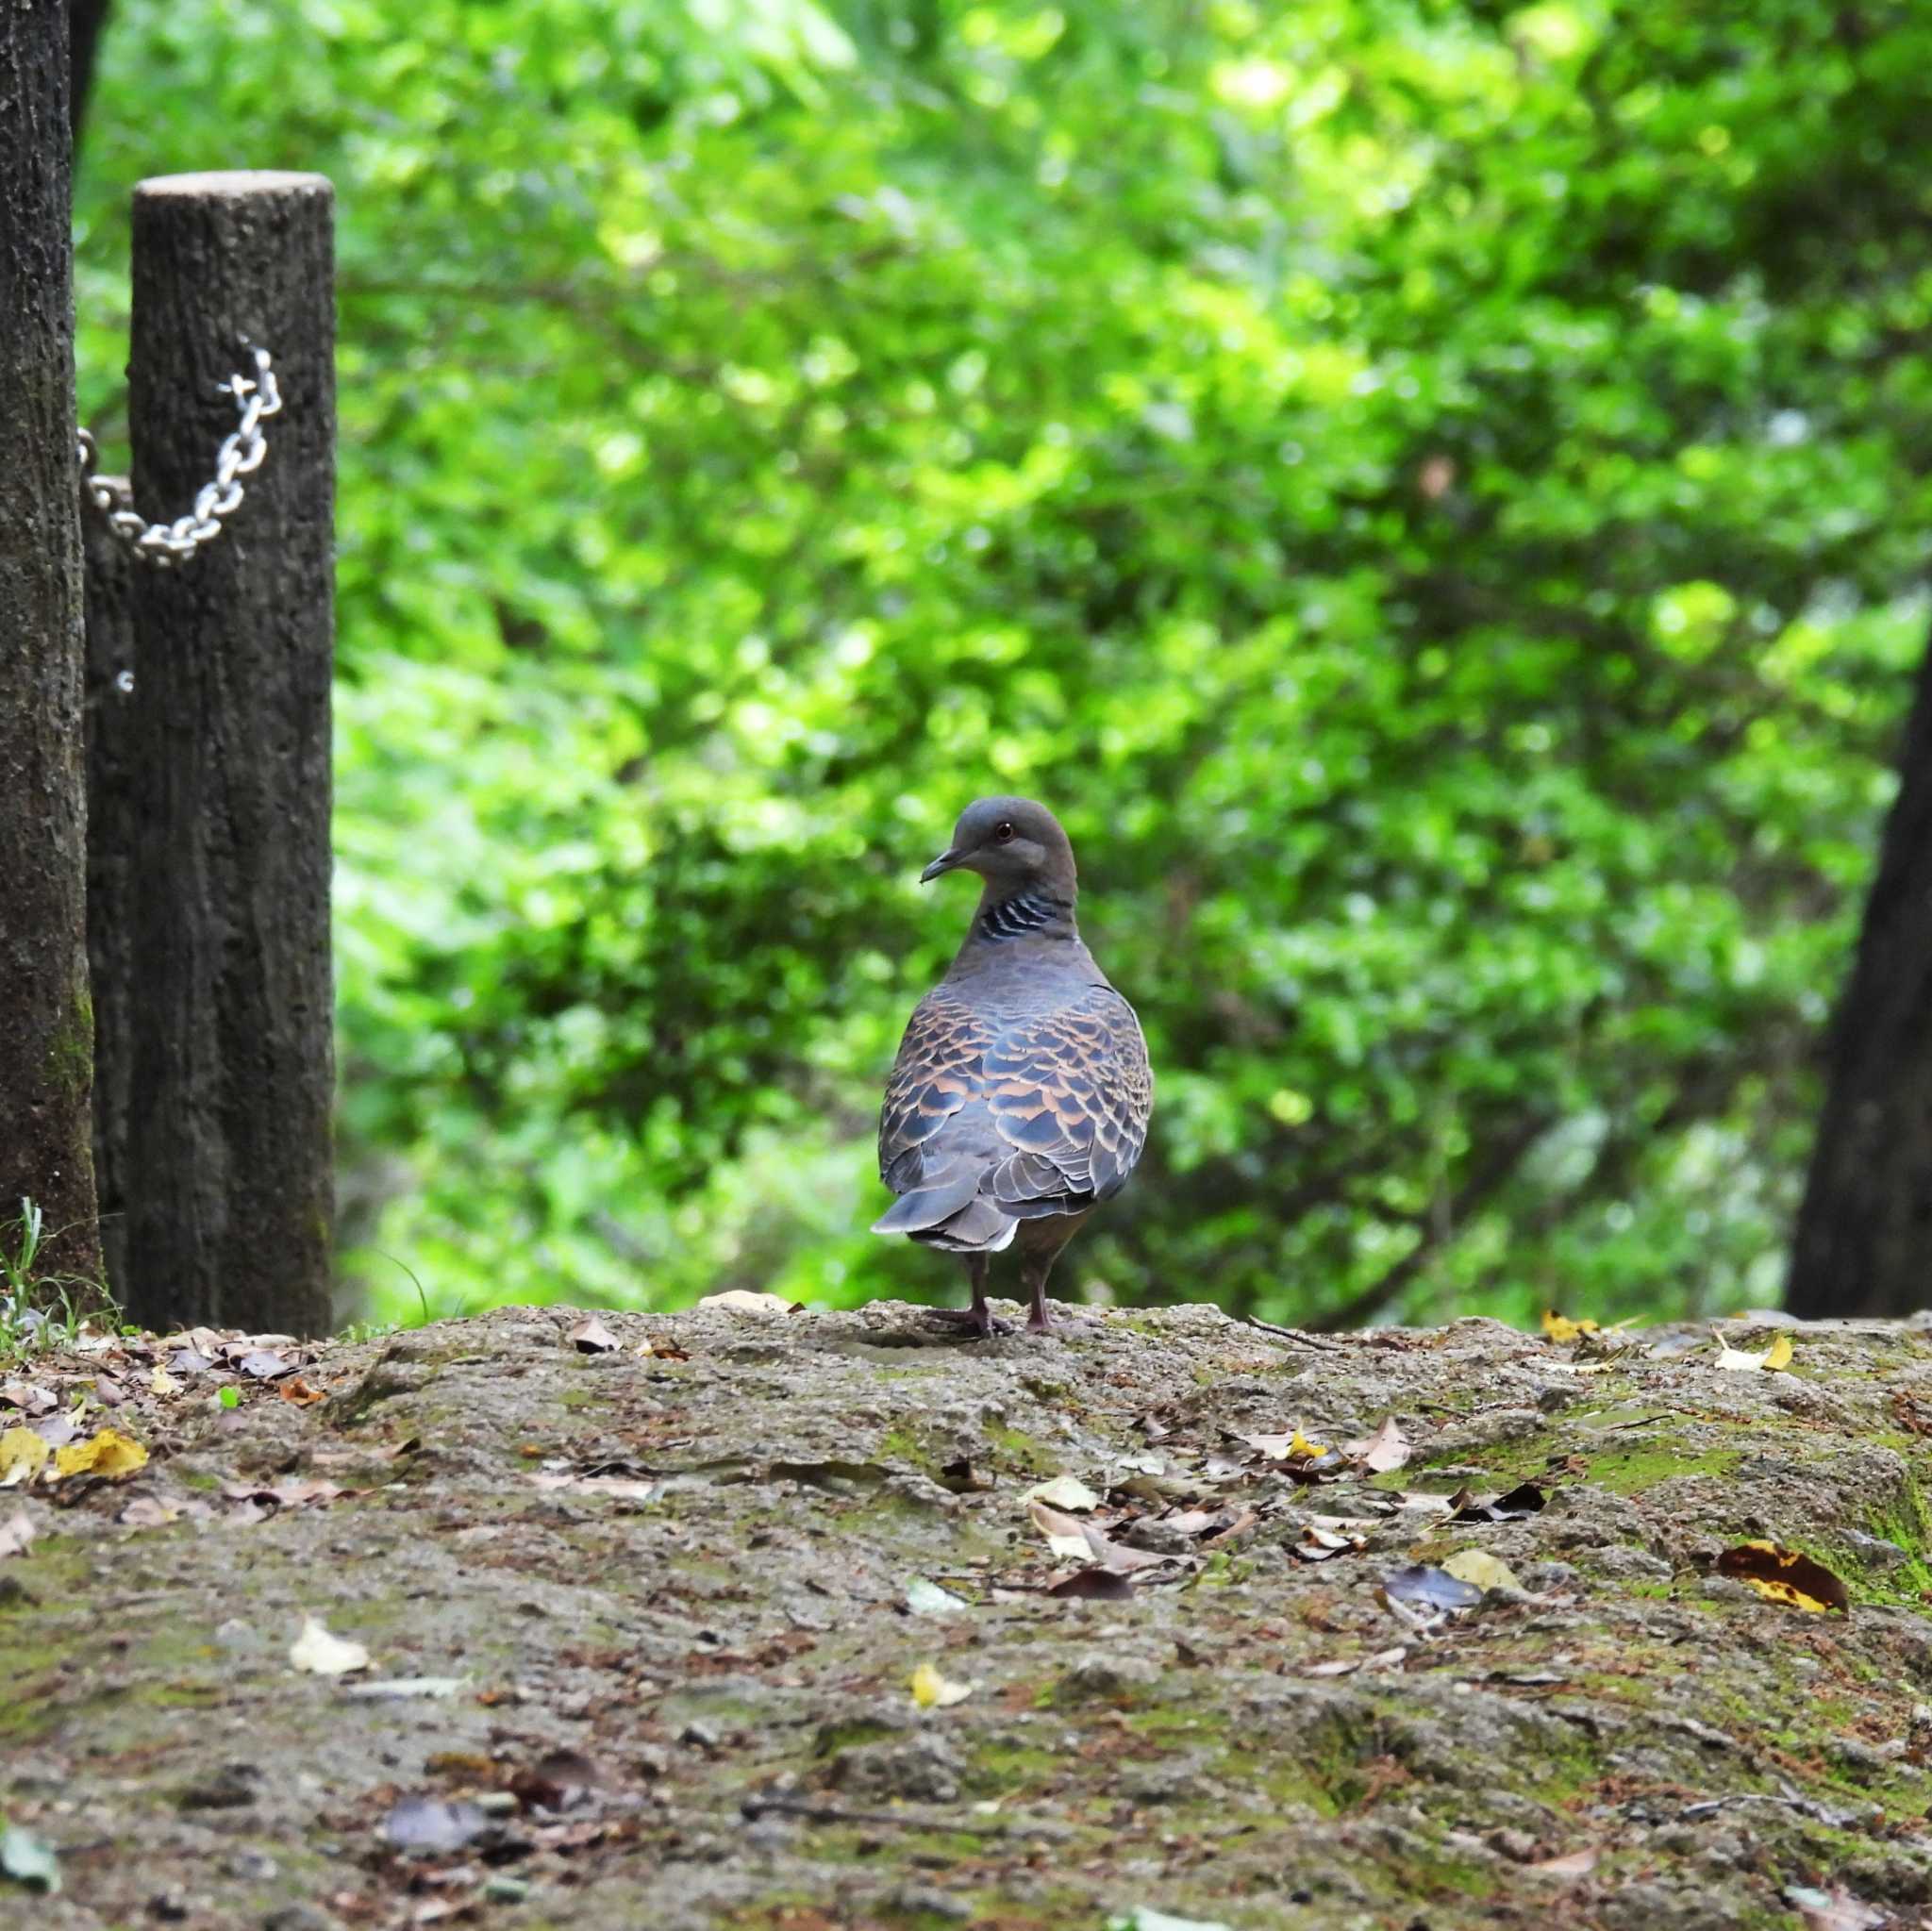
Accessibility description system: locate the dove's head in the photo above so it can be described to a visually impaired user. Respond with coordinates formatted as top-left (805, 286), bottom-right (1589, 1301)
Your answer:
top-left (920, 796), bottom-right (1076, 898)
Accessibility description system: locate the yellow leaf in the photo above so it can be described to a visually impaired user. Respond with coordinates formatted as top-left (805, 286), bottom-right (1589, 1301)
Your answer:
top-left (909, 1662), bottom-right (974, 1709)
top-left (1289, 1427), bottom-right (1327, 1459)
top-left (149, 1365), bottom-right (180, 1396)
top-left (0, 1427), bottom-right (51, 1487)
top-left (1716, 1540), bottom-right (1847, 1614)
top-left (1442, 1549), bottom-right (1523, 1593)
top-left (51, 1426), bottom-right (149, 1481)
top-left (1541, 1308), bottom-right (1599, 1342)
top-left (1712, 1327), bottom-right (1793, 1373)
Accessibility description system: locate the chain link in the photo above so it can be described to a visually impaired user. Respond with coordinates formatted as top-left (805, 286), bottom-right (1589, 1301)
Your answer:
top-left (76, 346), bottom-right (281, 568)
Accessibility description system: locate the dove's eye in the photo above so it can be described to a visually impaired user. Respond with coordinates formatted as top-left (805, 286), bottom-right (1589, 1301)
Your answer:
top-left (993, 822), bottom-right (1016, 841)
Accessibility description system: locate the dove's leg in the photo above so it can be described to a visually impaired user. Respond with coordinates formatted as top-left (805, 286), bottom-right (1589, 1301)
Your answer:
top-left (1019, 1216), bottom-right (1087, 1334)
top-left (928, 1254), bottom-right (1012, 1338)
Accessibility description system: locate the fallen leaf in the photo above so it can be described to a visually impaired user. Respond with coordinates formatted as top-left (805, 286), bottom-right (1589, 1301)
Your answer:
top-left (1344, 1415), bottom-right (1412, 1473)
top-left (1442, 1549), bottom-right (1523, 1593)
top-left (223, 1478), bottom-right (344, 1510)
top-left (905, 1577), bottom-right (970, 1617)
top-left (528, 1471), bottom-right (658, 1503)
top-left (383, 1796), bottom-right (490, 1855)
top-left (149, 1365), bottom-right (180, 1397)
top-left (1292, 1524), bottom-right (1365, 1563)
top-left (276, 1376), bottom-right (327, 1406)
top-left (698, 1290), bottom-right (797, 1316)
top-left (1242, 1425), bottom-right (1328, 1461)
top-left (0, 1507), bottom-right (36, 1557)
top-left (1046, 1569), bottom-right (1134, 1600)
top-left (1107, 1908), bottom-right (1233, 1931)
top-left (51, 1425), bottom-right (148, 1481)
top-left (342, 1677), bottom-right (469, 1701)
top-left (0, 1426), bottom-right (50, 1487)
top-left (636, 1336), bottom-right (689, 1361)
top-left (1716, 1540), bottom-right (1849, 1614)
top-left (1028, 1501), bottom-right (1166, 1573)
top-left (1448, 1482), bottom-right (1548, 1523)
top-left (235, 1349), bottom-right (292, 1380)
top-left (119, 1495), bottom-right (179, 1527)
top-left (1528, 1845), bottom-right (1601, 1877)
top-left (1382, 1564), bottom-right (1485, 1613)
top-left (290, 1613), bottom-right (372, 1675)
top-left (1029, 1500), bottom-right (1092, 1563)
top-left (938, 1457), bottom-right (991, 1493)
top-left (567, 1314), bottom-right (618, 1353)
top-left (168, 1348), bottom-right (213, 1374)
top-left (1712, 1327), bottom-right (1795, 1373)
top-left (92, 1373), bottom-right (129, 1406)
top-left (0, 1822), bottom-right (58, 1893)
top-left (910, 1661), bottom-right (974, 1708)
top-left (1784, 1885), bottom-right (1888, 1931)
top-left (509, 1748), bottom-right (601, 1810)
top-left (1541, 1308), bottom-right (1599, 1342)
top-left (1024, 1473), bottom-right (1102, 1512)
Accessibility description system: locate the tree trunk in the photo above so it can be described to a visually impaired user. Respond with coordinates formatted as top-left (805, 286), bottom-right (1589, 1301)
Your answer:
top-left (82, 475), bottom-right (137, 1296)
top-left (122, 172), bottom-right (337, 1336)
top-left (0, 2), bottom-right (103, 1286)
top-left (1788, 621), bottom-right (1932, 1318)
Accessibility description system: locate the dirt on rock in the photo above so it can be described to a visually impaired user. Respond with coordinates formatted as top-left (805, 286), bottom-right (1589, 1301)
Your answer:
top-left (6, 1298), bottom-right (1932, 1930)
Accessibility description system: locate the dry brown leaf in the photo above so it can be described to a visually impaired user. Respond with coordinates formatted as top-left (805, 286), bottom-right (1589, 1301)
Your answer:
top-left (1716, 1540), bottom-right (1848, 1614)
top-left (1028, 1500), bottom-right (1167, 1573)
top-left (119, 1495), bottom-right (180, 1528)
top-left (567, 1314), bottom-right (619, 1353)
top-left (277, 1376), bottom-right (327, 1406)
top-left (1343, 1415), bottom-right (1412, 1473)
top-left (1528, 1845), bottom-right (1601, 1877)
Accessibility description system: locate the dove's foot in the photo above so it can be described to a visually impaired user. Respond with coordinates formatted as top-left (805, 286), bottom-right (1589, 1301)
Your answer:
top-left (926, 1305), bottom-right (1014, 1340)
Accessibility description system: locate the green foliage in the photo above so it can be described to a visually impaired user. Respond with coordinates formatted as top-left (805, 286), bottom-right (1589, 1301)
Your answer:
top-left (74, 1), bottom-right (1932, 1326)
top-left (0, 1200), bottom-right (108, 1367)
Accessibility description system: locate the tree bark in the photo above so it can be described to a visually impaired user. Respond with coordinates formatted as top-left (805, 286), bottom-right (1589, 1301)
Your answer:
top-left (0, 3), bottom-right (103, 1285)
top-left (82, 474), bottom-right (137, 1296)
top-left (123, 172), bottom-right (336, 1336)
top-left (1788, 621), bottom-right (1932, 1318)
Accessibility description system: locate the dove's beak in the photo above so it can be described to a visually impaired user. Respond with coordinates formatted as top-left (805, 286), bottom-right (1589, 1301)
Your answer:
top-left (919, 847), bottom-right (962, 884)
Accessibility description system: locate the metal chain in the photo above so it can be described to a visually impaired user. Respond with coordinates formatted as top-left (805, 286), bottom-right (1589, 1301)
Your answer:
top-left (76, 346), bottom-right (281, 567)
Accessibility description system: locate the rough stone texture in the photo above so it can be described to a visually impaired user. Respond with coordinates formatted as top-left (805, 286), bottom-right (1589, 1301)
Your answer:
top-left (8, 1302), bottom-right (1932, 1928)
top-left (0, 0), bottom-right (102, 1281)
top-left (123, 171), bottom-right (336, 1336)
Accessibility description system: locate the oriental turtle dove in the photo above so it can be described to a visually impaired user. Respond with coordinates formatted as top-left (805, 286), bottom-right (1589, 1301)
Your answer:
top-left (873, 797), bottom-right (1152, 1335)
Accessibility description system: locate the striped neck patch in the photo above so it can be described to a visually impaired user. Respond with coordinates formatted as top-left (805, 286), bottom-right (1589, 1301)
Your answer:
top-left (977, 891), bottom-right (1074, 941)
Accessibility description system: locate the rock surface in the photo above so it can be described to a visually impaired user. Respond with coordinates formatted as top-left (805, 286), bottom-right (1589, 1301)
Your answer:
top-left (7, 1300), bottom-right (1932, 1929)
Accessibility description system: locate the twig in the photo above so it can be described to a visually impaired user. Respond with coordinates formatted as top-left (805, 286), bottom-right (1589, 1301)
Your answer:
top-left (740, 1791), bottom-right (1074, 1839)
top-left (1240, 1314), bottom-right (1346, 1352)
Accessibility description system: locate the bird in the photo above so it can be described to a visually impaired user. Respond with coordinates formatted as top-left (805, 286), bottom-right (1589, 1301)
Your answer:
top-left (872, 796), bottom-right (1152, 1336)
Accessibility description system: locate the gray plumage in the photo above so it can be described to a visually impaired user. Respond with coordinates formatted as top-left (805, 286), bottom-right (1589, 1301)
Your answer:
top-left (873, 796), bottom-right (1152, 1335)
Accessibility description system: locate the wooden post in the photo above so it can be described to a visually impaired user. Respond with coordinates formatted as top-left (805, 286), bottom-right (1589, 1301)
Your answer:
top-left (0, 1), bottom-right (103, 1284)
top-left (82, 476), bottom-right (140, 1297)
top-left (123, 172), bottom-right (336, 1337)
